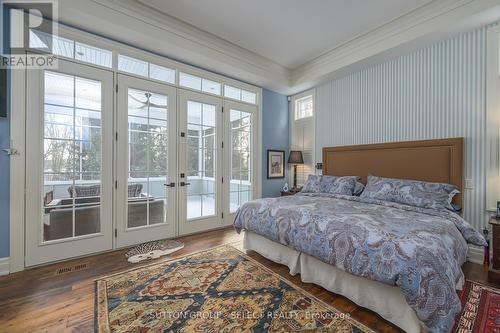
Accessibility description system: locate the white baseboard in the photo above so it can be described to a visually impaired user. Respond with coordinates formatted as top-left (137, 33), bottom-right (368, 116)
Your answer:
top-left (467, 246), bottom-right (484, 265)
top-left (0, 257), bottom-right (10, 276)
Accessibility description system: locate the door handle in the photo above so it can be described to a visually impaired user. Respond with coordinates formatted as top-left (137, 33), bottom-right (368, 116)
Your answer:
top-left (164, 182), bottom-right (176, 188)
top-left (1, 148), bottom-right (19, 156)
top-left (180, 182), bottom-right (191, 187)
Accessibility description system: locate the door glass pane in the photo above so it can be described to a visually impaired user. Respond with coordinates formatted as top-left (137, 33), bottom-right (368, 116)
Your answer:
top-left (42, 71), bottom-right (103, 242)
top-left (127, 89), bottom-right (168, 228)
top-left (230, 109), bottom-right (252, 213)
top-left (186, 101), bottom-right (217, 219)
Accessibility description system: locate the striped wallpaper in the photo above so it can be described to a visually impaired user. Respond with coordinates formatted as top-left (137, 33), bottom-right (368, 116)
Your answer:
top-left (315, 26), bottom-right (494, 233)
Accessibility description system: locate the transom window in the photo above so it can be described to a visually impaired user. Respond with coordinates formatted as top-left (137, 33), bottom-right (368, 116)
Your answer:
top-left (30, 30), bottom-right (112, 68)
top-left (295, 95), bottom-right (313, 120)
top-left (224, 85), bottom-right (257, 104)
top-left (179, 72), bottom-right (221, 95)
top-left (28, 31), bottom-right (259, 106)
top-left (118, 55), bottom-right (175, 85)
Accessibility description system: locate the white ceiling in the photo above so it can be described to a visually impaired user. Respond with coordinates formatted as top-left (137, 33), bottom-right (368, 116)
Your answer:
top-left (137, 0), bottom-right (433, 69)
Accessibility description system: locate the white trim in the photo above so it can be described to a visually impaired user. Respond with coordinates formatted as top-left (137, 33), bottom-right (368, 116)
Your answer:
top-left (41, 23), bottom-right (262, 99)
top-left (257, 92), bottom-right (263, 198)
top-left (177, 89), bottom-right (224, 235)
top-left (9, 20), bottom-right (263, 270)
top-left (52, 0), bottom-right (290, 91)
top-left (37, 0), bottom-right (500, 94)
top-left (486, 26), bottom-right (500, 212)
top-left (9, 58), bottom-right (26, 273)
top-left (222, 99), bottom-right (260, 226)
top-left (24, 59), bottom-right (114, 267)
top-left (0, 257), bottom-right (10, 276)
top-left (291, 0), bottom-right (500, 90)
top-left (115, 74), bottom-right (177, 248)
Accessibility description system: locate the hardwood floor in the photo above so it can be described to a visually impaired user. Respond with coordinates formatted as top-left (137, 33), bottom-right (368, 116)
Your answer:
top-left (0, 227), bottom-right (494, 333)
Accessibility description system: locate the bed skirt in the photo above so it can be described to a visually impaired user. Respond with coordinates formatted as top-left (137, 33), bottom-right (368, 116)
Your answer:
top-left (243, 230), bottom-right (424, 333)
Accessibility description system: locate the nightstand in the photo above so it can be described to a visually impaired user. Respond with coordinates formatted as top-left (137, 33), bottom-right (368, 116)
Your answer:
top-left (489, 217), bottom-right (500, 284)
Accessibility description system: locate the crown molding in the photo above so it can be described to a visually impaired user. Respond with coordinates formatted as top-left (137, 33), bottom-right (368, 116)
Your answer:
top-left (291, 0), bottom-right (500, 90)
top-left (98, 0), bottom-right (289, 72)
top-left (41, 0), bottom-right (500, 94)
top-left (54, 0), bottom-right (291, 91)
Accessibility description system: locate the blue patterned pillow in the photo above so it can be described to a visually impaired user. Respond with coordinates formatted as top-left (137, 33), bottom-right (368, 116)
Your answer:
top-left (360, 175), bottom-right (459, 211)
top-left (301, 175), bottom-right (322, 193)
top-left (320, 175), bottom-right (358, 196)
top-left (353, 181), bottom-right (365, 196)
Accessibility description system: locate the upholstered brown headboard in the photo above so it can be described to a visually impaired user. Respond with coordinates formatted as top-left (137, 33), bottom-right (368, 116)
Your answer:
top-left (322, 138), bottom-right (464, 207)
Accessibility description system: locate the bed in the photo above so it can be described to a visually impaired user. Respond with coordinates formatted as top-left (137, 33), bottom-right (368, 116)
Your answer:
top-left (233, 138), bottom-right (486, 333)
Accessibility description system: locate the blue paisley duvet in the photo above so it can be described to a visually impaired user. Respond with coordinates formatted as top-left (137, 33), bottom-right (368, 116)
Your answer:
top-left (233, 193), bottom-right (486, 333)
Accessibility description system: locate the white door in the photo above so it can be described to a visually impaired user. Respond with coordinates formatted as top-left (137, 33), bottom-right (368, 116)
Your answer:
top-left (25, 59), bottom-right (114, 266)
top-left (223, 100), bottom-right (258, 225)
top-left (178, 89), bottom-right (223, 235)
top-left (116, 74), bottom-right (177, 247)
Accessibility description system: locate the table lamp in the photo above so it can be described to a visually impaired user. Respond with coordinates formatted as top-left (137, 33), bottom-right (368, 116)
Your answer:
top-left (288, 151), bottom-right (304, 191)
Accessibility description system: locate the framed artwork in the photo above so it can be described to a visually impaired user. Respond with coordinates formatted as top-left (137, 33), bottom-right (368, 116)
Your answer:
top-left (267, 150), bottom-right (285, 179)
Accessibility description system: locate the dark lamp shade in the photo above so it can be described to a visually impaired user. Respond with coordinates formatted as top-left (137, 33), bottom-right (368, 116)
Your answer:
top-left (288, 151), bottom-right (304, 164)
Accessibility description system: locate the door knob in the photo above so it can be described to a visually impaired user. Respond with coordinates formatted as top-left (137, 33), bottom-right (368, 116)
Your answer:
top-left (164, 182), bottom-right (176, 187)
top-left (180, 182), bottom-right (191, 187)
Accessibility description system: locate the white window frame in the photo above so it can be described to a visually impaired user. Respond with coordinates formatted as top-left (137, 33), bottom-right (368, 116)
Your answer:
top-left (294, 95), bottom-right (314, 120)
top-left (289, 89), bottom-right (316, 187)
top-left (9, 19), bottom-right (262, 272)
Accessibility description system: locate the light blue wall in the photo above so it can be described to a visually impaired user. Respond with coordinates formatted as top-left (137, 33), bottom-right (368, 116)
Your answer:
top-left (0, 4), bottom-right (10, 258)
top-left (261, 89), bottom-right (289, 198)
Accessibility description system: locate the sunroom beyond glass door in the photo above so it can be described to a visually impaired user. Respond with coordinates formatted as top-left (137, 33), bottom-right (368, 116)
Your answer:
top-left (223, 100), bottom-right (258, 226)
top-left (25, 59), bottom-right (114, 266)
top-left (116, 75), bottom-right (177, 247)
top-left (179, 89), bottom-right (223, 235)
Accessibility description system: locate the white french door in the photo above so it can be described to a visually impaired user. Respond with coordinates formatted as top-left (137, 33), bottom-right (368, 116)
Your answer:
top-left (116, 74), bottom-right (177, 247)
top-left (23, 59), bottom-right (259, 266)
top-left (223, 100), bottom-right (258, 225)
top-left (25, 58), bottom-right (114, 266)
top-left (178, 89), bottom-right (223, 235)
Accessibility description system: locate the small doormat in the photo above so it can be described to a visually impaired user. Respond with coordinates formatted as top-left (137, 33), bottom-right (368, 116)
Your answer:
top-left (453, 280), bottom-right (500, 332)
top-left (96, 245), bottom-right (375, 333)
top-left (125, 239), bottom-right (184, 263)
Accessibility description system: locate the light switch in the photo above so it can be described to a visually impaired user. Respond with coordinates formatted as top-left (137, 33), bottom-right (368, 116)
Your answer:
top-left (465, 179), bottom-right (474, 189)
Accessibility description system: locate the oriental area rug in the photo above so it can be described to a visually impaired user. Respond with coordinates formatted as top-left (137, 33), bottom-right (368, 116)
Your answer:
top-left (95, 245), bottom-right (374, 332)
top-left (453, 279), bottom-right (500, 333)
